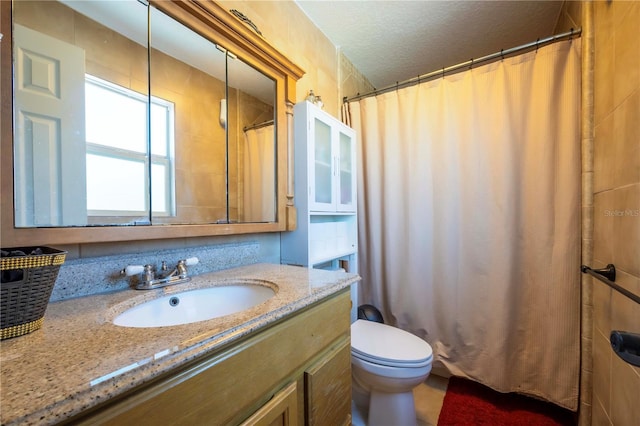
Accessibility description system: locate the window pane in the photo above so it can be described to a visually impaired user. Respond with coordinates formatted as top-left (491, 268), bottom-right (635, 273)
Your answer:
top-left (84, 75), bottom-right (175, 217)
top-left (151, 103), bottom-right (168, 156)
top-left (86, 154), bottom-right (146, 212)
top-left (151, 163), bottom-right (167, 213)
top-left (314, 119), bottom-right (332, 204)
top-left (85, 81), bottom-right (147, 153)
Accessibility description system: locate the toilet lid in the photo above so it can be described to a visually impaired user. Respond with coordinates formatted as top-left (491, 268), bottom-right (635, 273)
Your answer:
top-left (351, 320), bottom-right (433, 367)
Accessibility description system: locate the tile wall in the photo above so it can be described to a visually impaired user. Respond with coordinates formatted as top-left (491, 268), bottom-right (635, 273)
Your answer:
top-left (217, 0), bottom-right (372, 116)
top-left (591, 1), bottom-right (640, 425)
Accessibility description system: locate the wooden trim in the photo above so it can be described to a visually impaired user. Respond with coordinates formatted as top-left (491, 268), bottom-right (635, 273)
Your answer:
top-left (154, 1), bottom-right (304, 81)
top-left (1, 1), bottom-right (14, 244)
top-left (240, 382), bottom-right (298, 426)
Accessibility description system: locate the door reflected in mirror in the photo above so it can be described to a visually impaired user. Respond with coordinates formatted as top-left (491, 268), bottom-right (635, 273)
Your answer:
top-left (11, 0), bottom-right (277, 228)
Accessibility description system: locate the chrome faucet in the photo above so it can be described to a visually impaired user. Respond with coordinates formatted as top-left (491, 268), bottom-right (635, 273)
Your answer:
top-left (122, 257), bottom-right (199, 290)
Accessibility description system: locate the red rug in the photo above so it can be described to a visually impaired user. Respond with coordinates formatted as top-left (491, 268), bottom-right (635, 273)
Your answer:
top-left (437, 377), bottom-right (575, 425)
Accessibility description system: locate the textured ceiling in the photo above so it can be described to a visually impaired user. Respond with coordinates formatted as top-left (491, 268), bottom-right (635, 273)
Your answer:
top-left (296, 1), bottom-right (564, 90)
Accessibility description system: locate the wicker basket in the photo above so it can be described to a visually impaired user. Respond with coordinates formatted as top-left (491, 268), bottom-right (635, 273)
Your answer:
top-left (1, 247), bottom-right (66, 340)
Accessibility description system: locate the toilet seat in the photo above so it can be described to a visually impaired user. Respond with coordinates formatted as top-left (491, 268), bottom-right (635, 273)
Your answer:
top-left (352, 350), bottom-right (432, 368)
top-left (351, 320), bottom-right (433, 368)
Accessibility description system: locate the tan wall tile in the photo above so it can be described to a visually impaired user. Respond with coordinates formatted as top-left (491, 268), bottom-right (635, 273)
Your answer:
top-left (217, 1), bottom-right (371, 118)
top-left (593, 277), bottom-right (612, 336)
top-left (594, 1), bottom-right (615, 125)
top-left (592, 329), bottom-right (612, 416)
top-left (593, 193), bottom-right (614, 263)
top-left (612, 0), bottom-right (639, 108)
top-left (582, 206), bottom-right (594, 242)
top-left (566, 1), bottom-right (583, 28)
top-left (612, 91), bottom-right (640, 188)
top-left (610, 355), bottom-right (640, 425)
top-left (583, 172), bottom-right (595, 208)
top-left (340, 51), bottom-right (375, 101)
top-left (554, 1), bottom-right (582, 34)
top-left (593, 106), bottom-right (614, 192)
top-left (13, 1), bottom-right (75, 43)
top-left (610, 271), bottom-right (640, 331)
top-left (593, 185), bottom-right (640, 276)
top-left (592, 0), bottom-right (640, 422)
top-left (591, 396), bottom-right (613, 426)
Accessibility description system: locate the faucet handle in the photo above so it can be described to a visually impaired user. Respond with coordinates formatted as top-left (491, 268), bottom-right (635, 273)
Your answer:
top-left (184, 257), bottom-right (199, 266)
top-left (123, 265), bottom-right (144, 276)
top-left (176, 257), bottom-right (198, 278)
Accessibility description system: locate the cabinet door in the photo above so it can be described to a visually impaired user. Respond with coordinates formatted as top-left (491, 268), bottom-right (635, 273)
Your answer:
top-left (336, 127), bottom-right (356, 212)
top-left (304, 338), bottom-right (352, 426)
top-left (241, 382), bottom-right (298, 426)
top-left (307, 105), bottom-right (356, 214)
top-left (309, 114), bottom-right (335, 212)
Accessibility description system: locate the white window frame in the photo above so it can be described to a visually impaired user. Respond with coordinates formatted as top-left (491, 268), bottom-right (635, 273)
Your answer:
top-left (85, 74), bottom-right (175, 218)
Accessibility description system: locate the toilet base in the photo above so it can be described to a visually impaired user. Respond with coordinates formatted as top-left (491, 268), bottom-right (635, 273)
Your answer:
top-left (368, 389), bottom-right (417, 426)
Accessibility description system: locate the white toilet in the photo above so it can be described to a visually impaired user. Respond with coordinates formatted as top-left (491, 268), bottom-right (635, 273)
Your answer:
top-left (351, 319), bottom-right (433, 426)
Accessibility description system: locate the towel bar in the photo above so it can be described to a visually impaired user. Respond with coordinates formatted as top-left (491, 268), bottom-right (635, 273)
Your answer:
top-left (581, 264), bottom-right (640, 305)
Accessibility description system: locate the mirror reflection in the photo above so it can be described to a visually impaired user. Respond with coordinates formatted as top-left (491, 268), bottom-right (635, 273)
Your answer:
top-left (12, 0), bottom-right (277, 228)
top-left (227, 55), bottom-right (276, 223)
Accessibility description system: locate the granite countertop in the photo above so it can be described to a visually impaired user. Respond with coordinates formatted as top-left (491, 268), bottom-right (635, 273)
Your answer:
top-left (0, 263), bottom-right (359, 426)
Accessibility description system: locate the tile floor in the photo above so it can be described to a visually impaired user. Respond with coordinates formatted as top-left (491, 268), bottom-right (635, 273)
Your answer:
top-left (352, 374), bottom-right (450, 426)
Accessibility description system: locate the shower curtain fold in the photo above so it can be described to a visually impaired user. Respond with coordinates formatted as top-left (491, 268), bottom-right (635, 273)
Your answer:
top-left (242, 125), bottom-right (275, 222)
top-left (347, 40), bottom-right (581, 410)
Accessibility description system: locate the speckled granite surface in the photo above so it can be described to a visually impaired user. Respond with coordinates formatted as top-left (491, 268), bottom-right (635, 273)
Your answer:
top-left (0, 263), bottom-right (359, 426)
top-left (51, 242), bottom-right (262, 301)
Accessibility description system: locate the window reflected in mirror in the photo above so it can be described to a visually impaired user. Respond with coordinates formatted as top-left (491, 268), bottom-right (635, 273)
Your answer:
top-left (85, 75), bottom-right (175, 221)
top-left (149, 5), bottom-right (227, 225)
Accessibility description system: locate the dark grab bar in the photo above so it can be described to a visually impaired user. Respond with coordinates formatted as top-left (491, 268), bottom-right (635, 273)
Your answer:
top-left (581, 264), bottom-right (640, 305)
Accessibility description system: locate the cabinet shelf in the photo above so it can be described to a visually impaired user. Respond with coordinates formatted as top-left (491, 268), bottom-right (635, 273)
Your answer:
top-left (309, 211), bottom-right (356, 216)
top-left (310, 250), bottom-right (358, 267)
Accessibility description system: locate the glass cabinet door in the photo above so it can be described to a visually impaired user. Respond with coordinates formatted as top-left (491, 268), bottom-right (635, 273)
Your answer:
top-left (337, 129), bottom-right (355, 212)
top-left (310, 117), bottom-right (334, 211)
top-left (307, 105), bottom-right (356, 213)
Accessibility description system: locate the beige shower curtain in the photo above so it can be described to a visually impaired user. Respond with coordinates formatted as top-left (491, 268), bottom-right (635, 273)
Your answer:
top-left (243, 125), bottom-right (275, 222)
top-left (347, 40), bottom-right (581, 410)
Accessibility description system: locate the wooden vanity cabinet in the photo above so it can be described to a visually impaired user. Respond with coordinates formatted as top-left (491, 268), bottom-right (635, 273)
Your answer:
top-left (240, 382), bottom-right (298, 426)
top-left (67, 289), bottom-right (352, 426)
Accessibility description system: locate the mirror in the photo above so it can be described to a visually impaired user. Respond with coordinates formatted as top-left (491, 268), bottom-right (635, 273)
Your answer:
top-left (11, 0), bottom-right (276, 228)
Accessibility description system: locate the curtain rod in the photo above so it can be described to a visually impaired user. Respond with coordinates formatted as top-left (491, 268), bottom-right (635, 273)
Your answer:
top-left (243, 119), bottom-right (274, 132)
top-left (343, 27), bottom-right (582, 103)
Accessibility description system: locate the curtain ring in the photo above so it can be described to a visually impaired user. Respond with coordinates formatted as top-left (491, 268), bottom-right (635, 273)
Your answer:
top-left (469, 58), bottom-right (474, 70)
top-left (536, 38), bottom-right (540, 52)
top-left (569, 28), bottom-right (574, 40)
top-left (500, 49), bottom-right (504, 60)
top-left (442, 67), bottom-right (445, 79)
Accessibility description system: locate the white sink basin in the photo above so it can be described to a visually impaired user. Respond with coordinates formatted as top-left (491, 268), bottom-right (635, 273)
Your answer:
top-left (113, 282), bottom-right (276, 328)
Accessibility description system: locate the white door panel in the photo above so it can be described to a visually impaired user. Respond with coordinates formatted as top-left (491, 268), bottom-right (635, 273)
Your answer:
top-left (13, 23), bottom-right (87, 226)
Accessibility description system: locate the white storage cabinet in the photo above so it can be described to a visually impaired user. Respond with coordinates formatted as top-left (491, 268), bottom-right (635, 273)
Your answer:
top-left (281, 101), bottom-right (357, 275)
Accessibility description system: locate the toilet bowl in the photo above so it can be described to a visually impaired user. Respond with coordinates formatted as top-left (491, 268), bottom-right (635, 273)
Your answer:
top-left (351, 319), bottom-right (433, 426)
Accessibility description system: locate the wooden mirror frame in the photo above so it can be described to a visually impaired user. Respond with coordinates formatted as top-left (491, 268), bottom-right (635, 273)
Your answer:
top-left (0, 0), bottom-right (304, 246)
